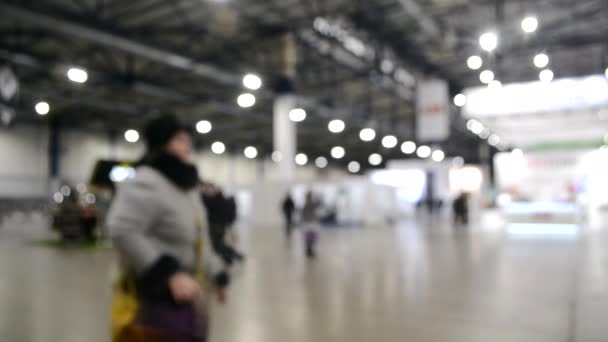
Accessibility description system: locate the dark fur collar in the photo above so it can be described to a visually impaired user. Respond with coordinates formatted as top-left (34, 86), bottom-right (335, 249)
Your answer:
top-left (140, 152), bottom-right (199, 191)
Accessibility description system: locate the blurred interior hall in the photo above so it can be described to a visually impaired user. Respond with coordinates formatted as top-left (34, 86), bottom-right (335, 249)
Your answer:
top-left (1, 0), bottom-right (608, 341)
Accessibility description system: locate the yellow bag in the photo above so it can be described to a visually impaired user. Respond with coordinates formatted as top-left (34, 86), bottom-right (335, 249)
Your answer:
top-left (111, 274), bottom-right (139, 341)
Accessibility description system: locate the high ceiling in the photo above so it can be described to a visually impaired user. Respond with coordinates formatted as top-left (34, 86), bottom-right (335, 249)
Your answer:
top-left (0, 0), bottom-right (606, 167)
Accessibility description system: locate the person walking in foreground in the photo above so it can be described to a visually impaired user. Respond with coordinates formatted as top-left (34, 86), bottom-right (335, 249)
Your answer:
top-left (200, 182), bottom-right (244, 265)
top-left (107, 115), bottom-right (229, 342)
top-left (301, 191), bottom-right (320, 258)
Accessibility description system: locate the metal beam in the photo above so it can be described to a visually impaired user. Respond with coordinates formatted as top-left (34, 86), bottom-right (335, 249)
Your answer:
top-left (0, 3), bottom-right (240, 86)
top-left (397, 0), bottom-right (441, 40)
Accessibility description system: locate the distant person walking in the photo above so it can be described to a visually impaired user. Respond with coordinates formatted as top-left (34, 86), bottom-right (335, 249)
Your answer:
top-left (107, 115), bottom-right (229, 342)
top-left (301, 191), bottom-right (320, 258)
top-left (453, 192), bottom-right (469, 225)
top-left (281, 193), bottom-right (296, 238)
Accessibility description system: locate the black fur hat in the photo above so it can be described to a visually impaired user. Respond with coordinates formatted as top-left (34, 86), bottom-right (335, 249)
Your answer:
top-left (144, 114), bottom-right (187, 150)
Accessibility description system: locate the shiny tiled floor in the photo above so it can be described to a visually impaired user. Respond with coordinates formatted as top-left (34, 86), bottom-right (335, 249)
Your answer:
top-left (1, 214), bottom-right (608, 342)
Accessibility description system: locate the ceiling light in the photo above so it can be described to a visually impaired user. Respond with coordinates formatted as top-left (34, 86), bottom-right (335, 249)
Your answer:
top-left (67, 67), bottom-right (88, 83)
top-left (124, 129), bottom-right (139, 143)
top-left (467, 56), bottom-right (483, 70)
top-left (416, 145), bottom-right (431, 158)
top-left (237, 93), bottom-right (256, 108)
top-left (479, 70), bottom-right (494, 84)
top-left (479, 128), bottom-right (491, 139)
top-left (539, 69), bottom-right (554, 83)
top-left (382, 135), bottom-right (398, 148)
top-left (380, 59), bottom-right (394, 74)
top-left (454, 94), bottom-right (466, 107)
top-left (534, 53), bottom-right (549, 68)
top-left (521, 16), bottom-right (538, 33)
top-left (289, 108), bottom-right (307, 122)
top-left (242, 74), bottom-right (262, 90)
top-left (359, 128), bottom-right (376, 142)
top-left (196, 120), bottom-right (212, 134)
top-left (35, 101), bottom-right (50, 115)
top-left (488, 134), bottom-right (500, 146)
top-left (244, 146), bottom-right (258, 159)
top-left (401, 141), bottom-right (416, 154)
top-left (467, 119), bottom-right (484, 135)
top-left (331, 146), bottom-right (345, 159)
top-left (315, 156), bottom-right (328, 169)
top-left (368, 153), bottom-right (383, 166)
top-left (211, 141), bottom-right (226, 154)
top-left (488, 80), bottom-right (502, 89)
top-left (328, 119), bottom-right (345, 133)
top-left (479, 32), bottom-right (498, 52)
top-left (348, 161), bottom-right (360, 173)
top-left (295, 153), bottom-right (308, 166)
top-left (432, 150), bottom-right (445, 162)
top-left (271, 151), bottom-right (282, 162)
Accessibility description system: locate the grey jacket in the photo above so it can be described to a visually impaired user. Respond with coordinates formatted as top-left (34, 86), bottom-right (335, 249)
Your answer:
top-left (107, 166), bottom-right (223, 278)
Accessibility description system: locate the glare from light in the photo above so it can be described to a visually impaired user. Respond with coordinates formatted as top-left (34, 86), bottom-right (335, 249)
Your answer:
top-left (110, 166), bottom-right (136, 182)
top-left (348, 161), bottom-right (361, 173)
top-left (271, 151), bottom-right (282, 162)
top-left (67, 67), bottom-right (88, 83)
top-left (196, 120), bottom-right (212, 134)
top-left (534, 53), bottom-right (549, 68)
top-left (480, 70), bottom-right (495, 84)
top-left (295, 153), bottom-right (308, 166)
top-left (521, 16), bottom-right (538, 33)
top-left (244, 146), bottom-right (258, 159)
top-left (539, 69), bottom-right (554, 82)
top-left (331, 146), bottom-right (346, 159)
top-left (382, 135), bottom-right (398, 148)
top-left (35, 101), bottom-right (50, 115)
top-left (242, 74), bottom-right (262, 90)
top-left (488, 134), bottom-right (500, 146)
top-left (315, 156), bottom-right (328, 169)
top-left (512, 148), bottom-right (524, 157)
top-left (452, 156), bottom-right (465, 168)
top-left (467, 56), bottom-right (483, 70)
top-left (328, 119), bottom-right (345, 133)
top-left (479, 32), bottom-right (498, 52)
top-left (289, 108), bottom-right (307, 122)
top-left (401, 141), bottom-right (416, 154)
top-left (211, 141), bottom-right (226, 154)
top-left (53, 192), bottom-right (64, 204)
top-left (368, 153), bottom-right (383, 166)
top-left (432, 150), bottom-right (445, 162)
top-left (454, 94), bottom-right (466, 107)
top-left (60, 185), bottom-right (71, 197)
top-left (416, 145), bottom-right (431, 158)
top-left (359, 128), bottom-right (376, 142)
top-left (237, 93), bottom-right (256, 108)
top-left (605, 67), bottom-right (608, 78)
top-left (488, 80), bottom-right (502, 89)
top-left (124, 129), bottom-right (140, 143)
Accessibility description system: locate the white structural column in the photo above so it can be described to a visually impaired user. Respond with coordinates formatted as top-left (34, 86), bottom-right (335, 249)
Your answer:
top-left (273, 33), bottom-right (298, 183)
top-left (273, 94), bottom-right (296, 182)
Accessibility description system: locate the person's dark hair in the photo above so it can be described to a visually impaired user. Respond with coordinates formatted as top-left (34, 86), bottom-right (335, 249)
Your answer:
top-left (144, 114), bottom-right (188, 150)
